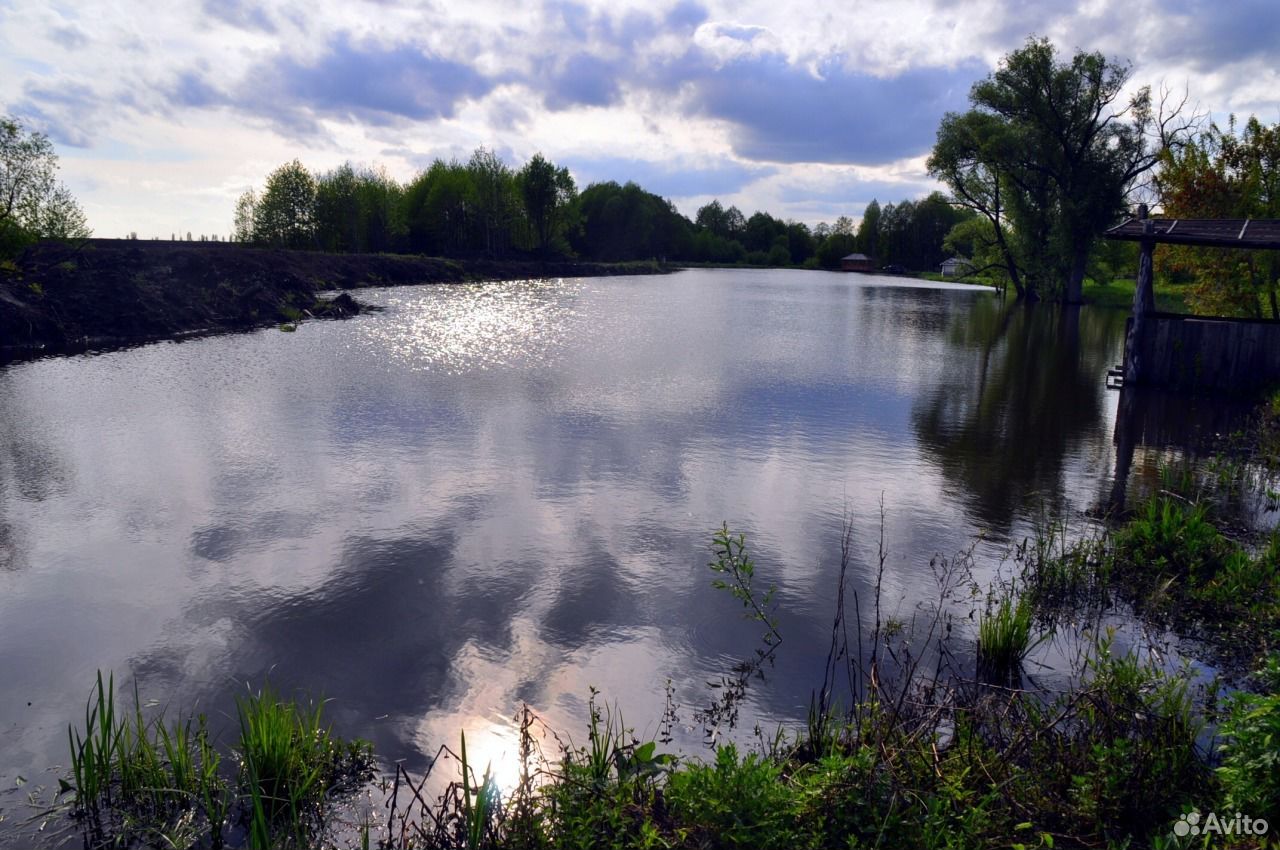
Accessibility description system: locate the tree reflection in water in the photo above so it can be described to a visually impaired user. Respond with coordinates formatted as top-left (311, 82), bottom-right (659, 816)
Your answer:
top-left (911, 300), bottom-right (1126, 531)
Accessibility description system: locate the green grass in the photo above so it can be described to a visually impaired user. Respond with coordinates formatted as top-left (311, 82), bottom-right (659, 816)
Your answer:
top-left (236, 686), bottom-right (330, 827)
top-left (1082, 277), bottom-right (1190, 312)
top-left (1217, 654), bottom-right (1280, 818)
top-left (66, 676), bottom-right (371, 849)
top-left (977, 592), bottom-right (1036, 678)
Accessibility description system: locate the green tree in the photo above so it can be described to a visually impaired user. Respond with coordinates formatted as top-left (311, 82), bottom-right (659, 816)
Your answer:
top-left (233, 189), bottom-right (257, 243)
top-left (742, 211), bottom-right (785, 254)
top-left (354, 165), bottom-right (407, 253)
top-left (784, 221), bottom-right (814, 264)
top-left (314, 163), bottom-right (361, 252)
top-left (402, 159), bottom-right (477, 255)
top-left (253, 160), bottom-right (316, 249)
top-left (467, 147), bottom-right (518, 256)
top-left (815, 231), bottom-right (857, 268)
top-left (518, 153), bottom-right (576, 254)
top-left (930, 111), bottom-right (1027, 295)
top-left (1157, 117), bottom-right (1280, 317)
top-left (695, 200), bottom-right (728, 237)
top-left (0, 114), bottom-right (90, 255)
top-left (855, 199), bottom-right (881, 258)
top-left (572, 181), bottom-right (693, 261)
top-left (930, 38), bottom-right (1190, 302)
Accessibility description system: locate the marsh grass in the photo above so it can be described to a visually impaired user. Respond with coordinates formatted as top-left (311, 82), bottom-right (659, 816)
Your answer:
top-left (65, 676), bottom-right (371, 849)
top-left (977, 592), bottom-right (1037, 680)
top-left (236, 685), bottom-right (329, 823)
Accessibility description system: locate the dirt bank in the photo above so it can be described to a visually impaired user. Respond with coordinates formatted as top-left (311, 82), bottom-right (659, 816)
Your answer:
top-left (0, 239), bottom-right (668, 357)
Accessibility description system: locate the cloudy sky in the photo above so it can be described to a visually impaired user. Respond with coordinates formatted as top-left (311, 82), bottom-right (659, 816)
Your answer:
top-left (1, 0), bottom-right (1277, 239)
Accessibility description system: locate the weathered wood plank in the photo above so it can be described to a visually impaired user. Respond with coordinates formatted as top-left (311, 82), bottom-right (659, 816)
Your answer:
top-left (1131, 314), bottom-right (1280, 394)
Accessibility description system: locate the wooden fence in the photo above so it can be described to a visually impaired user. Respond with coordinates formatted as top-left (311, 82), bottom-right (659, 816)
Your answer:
top-left (1127, 312), bottom-right (1280, 394)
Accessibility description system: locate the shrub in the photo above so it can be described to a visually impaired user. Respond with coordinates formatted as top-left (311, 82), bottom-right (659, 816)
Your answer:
top-left (1110, 497), bottom-right (1229, 584)
top-left (1217, 654), bottom-right (1280, 822)
top-left (665, 744), bottom-right (799, 850)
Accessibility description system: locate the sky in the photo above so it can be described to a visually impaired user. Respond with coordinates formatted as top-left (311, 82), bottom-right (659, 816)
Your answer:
top-left (1, 0), bottom-right (1278, 239)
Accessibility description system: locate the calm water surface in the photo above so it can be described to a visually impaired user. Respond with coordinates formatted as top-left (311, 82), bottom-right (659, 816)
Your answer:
top-left (0, 268), bottom-right (1131, 798)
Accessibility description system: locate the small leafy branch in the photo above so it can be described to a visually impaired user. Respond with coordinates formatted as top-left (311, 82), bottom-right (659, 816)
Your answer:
top-left (708, 524), bottom-right (782, 656)
top-left (698, 526), bottom-right (784, 742)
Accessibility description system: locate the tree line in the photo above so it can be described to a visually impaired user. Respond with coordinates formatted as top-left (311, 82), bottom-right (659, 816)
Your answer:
top-left (231, 150), bottom-right (975, 272)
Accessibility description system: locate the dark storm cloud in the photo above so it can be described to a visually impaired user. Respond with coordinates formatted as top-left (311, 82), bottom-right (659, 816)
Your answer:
top-left (171, 70), bottom-right (224, 109)
top-left (664, 0), bottom-right (708, 29)
top-left (515, 6), bottom-right (982, 166)
top-left (973, 0), bottom-right (1280, 72)
top-left (561, 155), bottom-right (775, 198)
top-left (1152, 0), bottom-right (1280, 70)
top-left (541, 53), bottom-right (623, 109)
top-left (662, 53), bottom-right (982, 165)
top-left (239, 33), bottom-right (498, 134)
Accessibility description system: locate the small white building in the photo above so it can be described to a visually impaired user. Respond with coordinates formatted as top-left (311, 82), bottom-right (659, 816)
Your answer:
top-left (940, 256), bottom-right (973, 277)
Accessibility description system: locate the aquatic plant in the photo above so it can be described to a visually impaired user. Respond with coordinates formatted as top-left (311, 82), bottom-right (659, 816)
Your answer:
top-left (65, 675), bottom-right (370, 849)
top-left (1217, 653), bottom-right (1280, 819)
top-left (977, 591), bottom-right (1036, 678)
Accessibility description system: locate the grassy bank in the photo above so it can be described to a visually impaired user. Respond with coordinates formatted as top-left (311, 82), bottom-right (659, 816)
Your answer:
top-left (1082, 277), bottom-right (1192, 313)
top-left (40, 498), bottom-right (1280, 849)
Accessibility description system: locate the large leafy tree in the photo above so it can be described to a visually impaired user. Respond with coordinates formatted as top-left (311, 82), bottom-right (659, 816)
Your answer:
top-left (930, 38), bottom-right (1190, 302)
top-left (354, 164), bottom-right (407, 254)
top-left (572, 181), bottom-right (693, 261)
top-left (467, 147), bottom-right (518, 256)
top-left (518, 153), bottom-right (576, 254)
top-left (929, 111), bottom-right (1026, 295)
top-left (253, 160), bottom-right (317, 249)
top-left (314, 163), bottom-right (361, 252)
top-left (1157, 117), bottom-right (1280, 317)
top-left (1, 114), bottom-right (90, 255)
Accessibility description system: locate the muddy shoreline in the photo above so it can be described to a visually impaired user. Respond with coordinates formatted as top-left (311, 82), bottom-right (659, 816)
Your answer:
top-left (0, 239), bottom-right (669, 359)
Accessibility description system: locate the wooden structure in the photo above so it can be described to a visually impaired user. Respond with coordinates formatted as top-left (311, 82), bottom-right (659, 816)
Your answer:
top-left (840, 253), bottom-right (875, 272)
top-left (1104, 208), bottom-right (1280, 394)
top-left (1122, 313), bottom-right (1280, 393)
top-left (939, 256), bottom-right (972, 277)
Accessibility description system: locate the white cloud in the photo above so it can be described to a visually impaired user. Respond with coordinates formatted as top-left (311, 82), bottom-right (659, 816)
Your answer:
top-left (0, 0), bottom-right (1274, 236)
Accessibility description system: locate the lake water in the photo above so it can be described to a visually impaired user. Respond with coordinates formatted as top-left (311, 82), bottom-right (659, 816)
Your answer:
top-left (0, 268), bottom-right (1135, 803)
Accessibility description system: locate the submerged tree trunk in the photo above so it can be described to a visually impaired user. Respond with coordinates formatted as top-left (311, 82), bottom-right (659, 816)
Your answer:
top-left (1064, 245), bottom-right (1087, 304)
top-left (993, 227), bottom-right (1025, 299)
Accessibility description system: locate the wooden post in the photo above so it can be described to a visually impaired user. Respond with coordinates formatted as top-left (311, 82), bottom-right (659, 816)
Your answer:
top-left (1124, 210), bottom-right (1156, 385)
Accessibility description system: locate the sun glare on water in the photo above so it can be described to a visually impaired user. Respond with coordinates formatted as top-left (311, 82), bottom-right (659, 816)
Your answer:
top-left (359, 278), bottom-right (584, 373)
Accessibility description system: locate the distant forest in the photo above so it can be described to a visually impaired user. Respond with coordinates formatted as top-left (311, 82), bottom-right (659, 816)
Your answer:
top-left (230, 150), bottom-right (976, 272)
